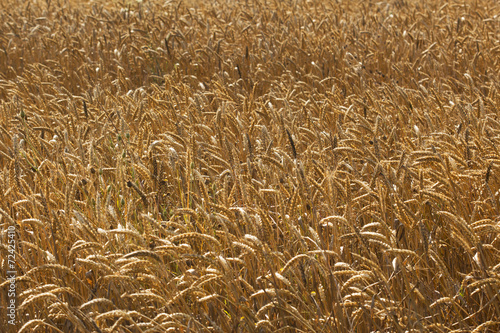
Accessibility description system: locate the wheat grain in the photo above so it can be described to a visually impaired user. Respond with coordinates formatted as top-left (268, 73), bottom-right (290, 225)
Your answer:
top-left (1, 0), bottom-right (499, 330)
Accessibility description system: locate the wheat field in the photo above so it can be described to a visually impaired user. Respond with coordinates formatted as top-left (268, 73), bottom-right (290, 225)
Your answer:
top-left (0, 0), bottom-right (499, 332)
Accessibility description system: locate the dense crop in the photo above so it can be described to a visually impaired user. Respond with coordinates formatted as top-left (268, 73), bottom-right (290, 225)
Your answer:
top-left (0, 0), bottom-right (499, 331)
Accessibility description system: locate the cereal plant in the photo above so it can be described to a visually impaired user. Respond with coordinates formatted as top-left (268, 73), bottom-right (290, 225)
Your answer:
top-left (0, 0), bottom-right (499, 332)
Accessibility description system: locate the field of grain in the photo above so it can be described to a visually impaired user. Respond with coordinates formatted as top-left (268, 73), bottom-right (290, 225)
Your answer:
top-left (0, 0), bottom-right (499, 331)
